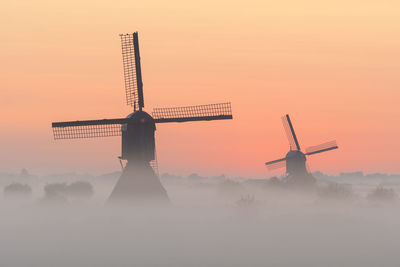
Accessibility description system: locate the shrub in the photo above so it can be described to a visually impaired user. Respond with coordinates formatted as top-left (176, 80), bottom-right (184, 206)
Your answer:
top-left (4, 183), bottom-right (32, 197)
top-left (367, 186), bottom-right (397, 202)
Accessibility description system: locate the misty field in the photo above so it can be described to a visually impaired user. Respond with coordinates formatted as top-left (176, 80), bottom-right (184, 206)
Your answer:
top-left (1, 171), bottom-right (400, 267)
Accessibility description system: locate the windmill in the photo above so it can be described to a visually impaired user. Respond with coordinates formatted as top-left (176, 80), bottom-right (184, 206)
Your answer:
top-left (51, 32), bottom-right (233, 203)
top-left (265, 114), bottom-right (338, 186)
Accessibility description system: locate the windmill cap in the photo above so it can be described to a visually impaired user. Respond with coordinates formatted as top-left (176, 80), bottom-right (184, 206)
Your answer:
top-left (286, 150), bottom-right (306, 159)
top-left (126, 110), bottom-right (155, 124)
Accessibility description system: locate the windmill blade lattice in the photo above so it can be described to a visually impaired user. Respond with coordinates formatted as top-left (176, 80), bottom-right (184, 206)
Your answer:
top-left (305, 140), bottom-right (338, 155)
top-left (281, 115), bottom-right (300, 150)
top-left (152, 102), bottom-right (233, 123)
top-left (120, 33), bottom-right (144, 110)
top-left (265, 159), bottom-right (287, 170)
top-left (150, 142), bottom-right (160, 177)
top-left (52, 118), bottom-right (128, 139)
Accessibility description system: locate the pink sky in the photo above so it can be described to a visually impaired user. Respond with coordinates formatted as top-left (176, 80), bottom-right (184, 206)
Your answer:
top-left (1, 0), bottom-right (399, 177)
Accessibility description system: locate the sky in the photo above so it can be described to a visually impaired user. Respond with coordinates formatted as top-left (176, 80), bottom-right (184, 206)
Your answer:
top-left (0, 0), bottom-right (399, 177)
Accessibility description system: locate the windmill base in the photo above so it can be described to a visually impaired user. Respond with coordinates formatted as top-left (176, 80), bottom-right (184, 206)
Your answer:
top-left (108, 161), bottom-right (169, 205)
top-left (283, 173), bottom-right (316, 188)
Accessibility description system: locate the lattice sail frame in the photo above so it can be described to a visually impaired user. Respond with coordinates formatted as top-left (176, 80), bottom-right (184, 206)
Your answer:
top-left (305, 140), bottom-right (338, 155)
top-left (120, 33), bottom-right (143, 110)
top-left (281, 115), bottom-right (300, 151)
top-left (149, 143), bottom-right (160, 177)
top-left (265, 158), bottom-right (287, 170)
top-left (52, 119), bottom-right (127, 140)
top-left (152, 102), bottom-right (232, 123)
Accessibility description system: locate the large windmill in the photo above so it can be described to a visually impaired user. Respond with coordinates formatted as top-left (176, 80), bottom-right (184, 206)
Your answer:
top-left (52, 32), bottom-right (233, 203)
top-left (265, 114), bottom-right (338, 186)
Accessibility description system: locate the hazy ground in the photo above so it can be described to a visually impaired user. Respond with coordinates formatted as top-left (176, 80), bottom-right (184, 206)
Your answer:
top-left (1, 170), bottom-right (400, 267)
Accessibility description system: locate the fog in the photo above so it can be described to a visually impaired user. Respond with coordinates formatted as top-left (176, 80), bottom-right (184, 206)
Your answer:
top-left (1, 170), bottom-right (400, 266)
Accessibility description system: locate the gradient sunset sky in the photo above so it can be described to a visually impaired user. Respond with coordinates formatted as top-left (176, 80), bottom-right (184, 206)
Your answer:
top-left (1, 0), bottom-right (399, 177)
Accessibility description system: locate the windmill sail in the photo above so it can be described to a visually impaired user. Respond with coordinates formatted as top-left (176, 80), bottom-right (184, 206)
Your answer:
top-left (265, 157), bottom-right (287, 170)
top-left (52, 118), bottom-right (128, 139)
top-left (153, 102), bottom-right (232, 123)
top-left (150, 143), bottom-right (160, 177)
top-left (305, 140), bottom-right (338, 155)
top-left (120, 32), bottom-right (144, 110)
top-left (281, 114), bottom-right (301, 150)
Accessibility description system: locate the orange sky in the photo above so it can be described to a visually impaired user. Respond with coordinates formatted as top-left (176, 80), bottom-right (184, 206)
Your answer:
top-left (1, 0), bottom-right (399, 177)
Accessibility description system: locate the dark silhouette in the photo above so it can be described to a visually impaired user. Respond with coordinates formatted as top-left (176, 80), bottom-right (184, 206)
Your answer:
top-left (317, 182), bottom-right (353, 200)
top-left (51, 32), bottom-right (233, 204)
top-left (44, 181), bottom-right (94, 201)
top-left (67, 181), bottom-right (94, 198)
top-left (265, 114), bottom-right (338, 187)
top-left (43, 183), bottom-right (69, 203)
top-left (236, 194), bottom-right (255, 207)
top-left (4, 183), bottom-right (32, 198)
top-left (367, 186), bottom-right (397, 202)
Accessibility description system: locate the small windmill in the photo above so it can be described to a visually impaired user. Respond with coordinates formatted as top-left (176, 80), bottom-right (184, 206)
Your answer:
top-left (265, 114), bottom-right (338, 186)
top-left (52, 32), bottom-right (233, 203)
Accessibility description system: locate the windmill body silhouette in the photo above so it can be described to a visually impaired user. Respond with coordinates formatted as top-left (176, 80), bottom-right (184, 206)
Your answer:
top-left (265, 114), bottom-right (338, 186)
top-left (52, 32), bottom-right (233, 203)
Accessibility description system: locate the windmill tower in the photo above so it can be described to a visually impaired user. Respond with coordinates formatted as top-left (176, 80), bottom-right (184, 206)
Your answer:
top-left (52, 32), bottom-right (233, 203)
top-left (265, 114), bottom-right (338, 186)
